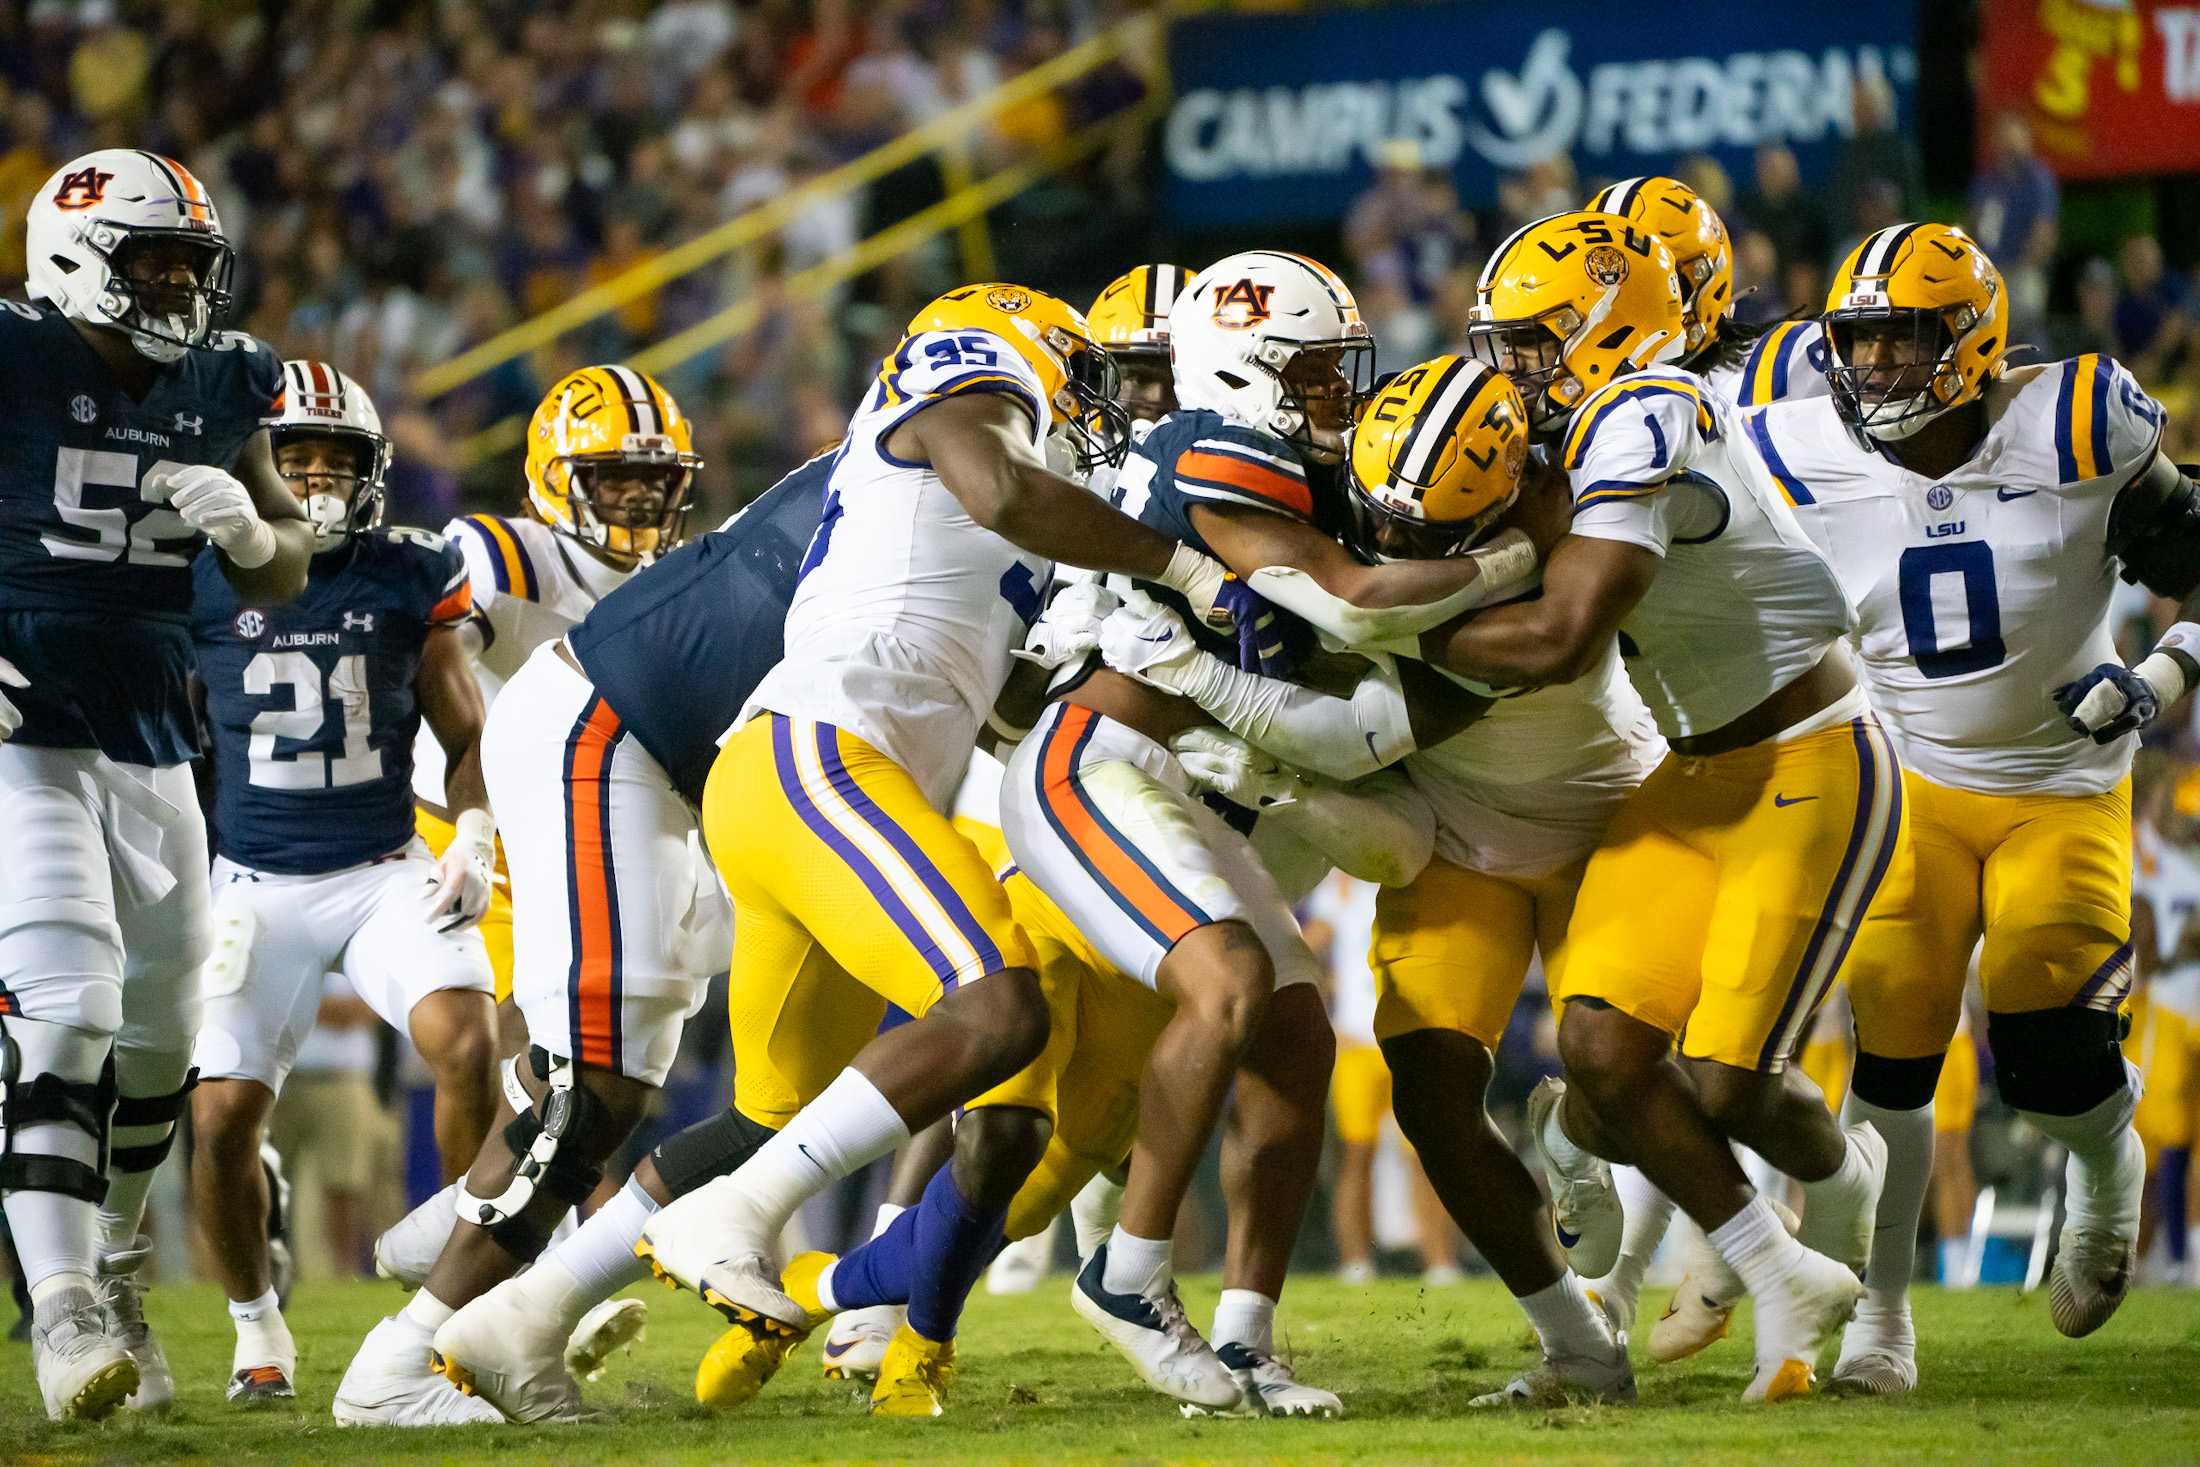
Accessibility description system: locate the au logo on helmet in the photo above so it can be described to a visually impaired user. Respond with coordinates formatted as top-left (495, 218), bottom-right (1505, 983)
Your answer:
top-left (986, 287), bottom-right (1032, 313)
top-left (52, 168), bottom-right (114, 211)
top-left (1211, 278), bottom-right (1274, 329)
top-left (1585, 245), bottom-right (1628, 288)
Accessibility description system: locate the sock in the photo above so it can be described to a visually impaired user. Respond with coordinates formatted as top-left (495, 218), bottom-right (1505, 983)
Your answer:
top-left (229, 1288), bottom-right (294, 1370)
top-left (1101, 1226), bottom-right (1172, 1299)
top-left (2186, 1225), bottom-right (2200, 1286)
top-left (4, 1188), bottom-right (97, 1305)
top-left (1600, 1166), bottom-right (1678, 1305)
top-left (2021, 1064), bottom-right (2144, 1234)
top-left (1211, 1288), bottom-right (1275, 1356)
top-left (1707, 1196), bottom-right (1804, 1298)
top-left (1799, 1123), bottom-right (1873, 1219)
top-left (1843, 1094), bottom-right (1932, 1315)
top-left (818, 1163), bottom-right (1006, 1342)
top-left (229, 1287), bottom-right (282, 1324)
top-left (1516, 1271), bottom-right (1612, 1359)
top-left (544, 1177), bottom-right (656, 1304)
top-left (400, 1290), bottom-right (457, 1334)
top-left (725, 1070), bottom-right (911, 1238)
top-left (508, 1253), bottom-right (589, 1326)
top-left (1070, 1172), bottom-right (1123, 1261)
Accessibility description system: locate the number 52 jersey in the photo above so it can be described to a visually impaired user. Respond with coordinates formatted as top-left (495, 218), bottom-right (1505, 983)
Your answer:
top-left (1753, 353), bottom-right (2166, 795)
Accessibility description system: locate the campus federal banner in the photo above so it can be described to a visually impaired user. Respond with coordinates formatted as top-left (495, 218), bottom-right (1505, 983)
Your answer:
top-left (1979, 0), bottom-right (2200, 178)
top-left (1162, 0), bottom-right (1920, 226)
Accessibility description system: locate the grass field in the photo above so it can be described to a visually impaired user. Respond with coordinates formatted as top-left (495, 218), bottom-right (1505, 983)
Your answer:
top-left (6, 1275), bottom-right (2199, 1464)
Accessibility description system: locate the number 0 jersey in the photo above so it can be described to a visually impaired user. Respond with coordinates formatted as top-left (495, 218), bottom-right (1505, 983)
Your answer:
top-left (1756, 354), bottom-right (2166, 796)
top-left (194, 529), bottom-right (473, 873)
top-left (745, 327), bottom-right (1053, 809)
top-left (1562, 365), bottom-right (1854, 740)
top-left (0, 300), bottom-right (281, 764)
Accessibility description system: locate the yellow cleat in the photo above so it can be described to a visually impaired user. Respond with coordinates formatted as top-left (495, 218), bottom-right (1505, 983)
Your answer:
top-left (781, 1251), bottom-right (837, 1328)
top-left (690, 1252), bottom-right (838, 1412)
top-left (869, 1325), bottom-right (955, 1419)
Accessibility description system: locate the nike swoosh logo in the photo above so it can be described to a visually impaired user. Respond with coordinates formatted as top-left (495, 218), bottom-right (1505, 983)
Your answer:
top-left (798, 1142), bottom-right (822, 1170)
top-left (1773, 793), bottom-right (1818, 807)
top-left (1556, 1224), bottom-right (1582, 1248)
top-left (821, 1338), bottom-right (857, 1359)
top-left (1137, 633), bottom-right (1171, 643)
top-left (1997, 488), bottom-right (2038, 501)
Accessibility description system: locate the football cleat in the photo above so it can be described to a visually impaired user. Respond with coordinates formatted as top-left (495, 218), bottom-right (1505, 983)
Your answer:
top-left (2048, 1228), bottom-right (2135, 1339)
top-left (227, 1363), bottom-right (297, 1404)
top-left (333, 1316), bottom-right (503, 1427)
top-left (31, 1285), bottom-right (138, 1423)
top-left (1070, 1246), bottom-right (1242, 1409)
top-left (1527, 1078), bottom-right (1624, 1278)
top-left (634, 1177), bottom-right (794, 1321)
top-left (822, 1304), bottom-right (903, 1383)
top-left (96, 1236), bottom-right (173, 1413)
top-left (1468, 1346), bottom-right (1636, 1408)
top-left (1741, 1246), bottom-right (1863, 1404)
top-left (1649, 1198), bottom-right (1800, 1364)
top-left (869, 1325), bottom-right (955, 1418)
top-left (687, 1251), bottom-right (834, 1411)
top-left (1797, 1122), bottom-right (1888, 1276)
top-left (373, 1181), bottom-right (459, 1290)
top-left (1209, 1341), bottom-right (1343, 1418)
top-left (565, 1297), bottom-right (649, 1383)
top-left (1582, 1281), bottom-right (1632, 1342)
top-left (430, 1278), bottom-right (589, 1424)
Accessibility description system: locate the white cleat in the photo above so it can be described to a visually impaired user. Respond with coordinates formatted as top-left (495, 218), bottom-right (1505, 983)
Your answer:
top-left (1205, 1342), bottom-right (1343, 1417)
top-left (1071, 1247), bottom-right (1242, 1410)
top-left (1649, 1198), bottom-right (1800, 1364)
top-left (634, 1178), bottom-right (801, 1327)
top-left (1798, 1122), bottom-right (1887, 1275)
top-left (374, 1182), bottom-right (459, 1290)
top-left (334, 1315), bottom-right (504, 1426)
top-left (821, 1304), bottom-right (902, 1382)
top-left (1582, 1278), bottom-right (1634, 1343)
top-left (1742, 1246), bottom-right (1864, 1404)
top-left (1527, 1077), bottom-right (1624, 1278)
top-left (32, 1285), bottom-right (138, 1423)
top-left (2049, 1228), bottom-right (2136, 1339)
top-left (1469, 1344), bottom-right (1636, 1408)
top-left (97, 1236), bottom-right (173, 1413)
top-left (430, 1278), bottom-right (589, 1423)
top-left (1831, 1301), bottom-right (1918, 1396)
top-left (565, 1297), bottom-right (648, 1383)
top-left (986, 1226), bottom-right (1054, 1295)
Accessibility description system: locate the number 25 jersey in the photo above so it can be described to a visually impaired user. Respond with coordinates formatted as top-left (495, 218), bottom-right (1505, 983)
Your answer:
top-left (1756, 353), bottom-right (2166, 796)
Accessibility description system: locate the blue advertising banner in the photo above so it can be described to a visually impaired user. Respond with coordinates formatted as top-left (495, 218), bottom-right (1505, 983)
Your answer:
top-left (1163, 1), bottom-right (1919, 226)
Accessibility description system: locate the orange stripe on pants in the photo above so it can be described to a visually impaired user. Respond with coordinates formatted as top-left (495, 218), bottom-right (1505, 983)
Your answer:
top-left (567, 698), bottom-right (624, 1070)
top-left (1038, 705), bottom-right (1206, 945)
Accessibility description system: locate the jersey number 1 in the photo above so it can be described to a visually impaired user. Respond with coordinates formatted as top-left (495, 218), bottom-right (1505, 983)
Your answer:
top-left (1898, 541), bottom-right (2005, 678)
top-left (245, 651), bottom-right (381, 790)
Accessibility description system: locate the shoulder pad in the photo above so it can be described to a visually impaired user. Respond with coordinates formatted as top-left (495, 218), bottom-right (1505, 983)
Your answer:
top-left (449, 514), bottom-right (542, 603)
top-left (876, 328), bottom-right (1046, 426)
top-left (1564, 370), bottom-right (1718, 507)
top-left (1164, 413), bottom-right (1312, 520)
top-left (2049, 354), bottom-right (2166, 488)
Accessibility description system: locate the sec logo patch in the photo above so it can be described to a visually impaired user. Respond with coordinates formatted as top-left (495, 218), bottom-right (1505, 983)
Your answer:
top-left (1927, 485), bottom-right (1953, 511)
top-left (70, 394), bottom-right (97, 425)
top-left (234, 610), bottom-right (265, 639)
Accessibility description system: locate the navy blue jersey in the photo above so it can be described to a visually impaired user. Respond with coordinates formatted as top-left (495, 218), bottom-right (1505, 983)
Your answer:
top-left (569, 453), bottom-right (829, 804)
top-left (193, 529), bottom-right (472, 874)
top-left (0, 300), bottom-right (282, 764)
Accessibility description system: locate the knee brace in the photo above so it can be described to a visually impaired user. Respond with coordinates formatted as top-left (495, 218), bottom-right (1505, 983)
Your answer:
top-left (108, 1065), bottom-right (198, 1174)
top-left (0, 1017), bottom-right (116, 1202)
top-left (649, 1107), bottom-right (777, 1201)
top-left (1988, 1006), bottom-right (2128, 1117)
top-left (1850, 1050), bottom-right (1945, 1112)
top-left (457, 1047), bottom-right (609, 1256)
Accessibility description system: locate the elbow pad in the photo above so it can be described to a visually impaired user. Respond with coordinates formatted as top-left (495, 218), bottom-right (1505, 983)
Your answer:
top-left (2107, 456), bottom-right (2200, 599)
top-left (1245, 530), bottom-right (1538, 650)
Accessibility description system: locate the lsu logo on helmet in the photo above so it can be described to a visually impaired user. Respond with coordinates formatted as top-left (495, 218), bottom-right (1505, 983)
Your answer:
top-left (1211, 278), bottom-right (1276, 329)
top-left (1588, 175), bottom-right (1735, 356)
top-left (1585, 245), bottom-right (1629, 288)
top-left (986, 286), bottom-right (1032, 313)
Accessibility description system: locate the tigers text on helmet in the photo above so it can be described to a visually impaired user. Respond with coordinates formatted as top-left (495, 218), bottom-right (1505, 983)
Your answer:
top-left (1170, 251), bottom-right (1376, 463)
top-left (1822, 223), bottom-right (2007, 442)
top-left (26, 149), bottom-right (236, 365)
top-left (1587, 175), bottom-right (1734, 359)
top-left (1347, 356), bottom-right (1529, 562)
top-left (267, 360), bottom-right (392, 547)
top-left (908, 283), bottom-right (1129, 475)
top-left (1466, 212), bottom-right (1687, 437)
top-left (525, 365), bottom-right (701, 566)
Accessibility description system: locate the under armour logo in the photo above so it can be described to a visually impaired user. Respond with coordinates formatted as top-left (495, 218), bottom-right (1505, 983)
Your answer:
top-left (70, 394), bottom-right (98, 425)
top-left (342, 611), bottom-right (375, 632)
top-left (173, 412), bottom-right (203, 434)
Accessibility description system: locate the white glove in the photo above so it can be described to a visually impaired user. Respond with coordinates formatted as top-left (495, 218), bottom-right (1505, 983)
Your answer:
top-left (1098, 590), bottom-right (1209, 691)
top-left (0, 655), bottom-right (26, 743)
top-left (1153, 542), bottom-right (1239, 632)
top-left (148, 464), bottom-right (276, 568)
top-left (1170, 727), bottom-right (1302, 810)
top-left (428, 808), bottom-right (498, 932)
top-left (1014, 579), bottom-right (1121, 671)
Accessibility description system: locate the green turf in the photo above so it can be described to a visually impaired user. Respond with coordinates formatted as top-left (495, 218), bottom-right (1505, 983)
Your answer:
top-left (6, 1275), bottom-right (2199, 1464)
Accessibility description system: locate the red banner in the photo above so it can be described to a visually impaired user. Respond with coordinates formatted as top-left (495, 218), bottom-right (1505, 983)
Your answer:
top-left (1979, 0), bottom-right (2200, 178)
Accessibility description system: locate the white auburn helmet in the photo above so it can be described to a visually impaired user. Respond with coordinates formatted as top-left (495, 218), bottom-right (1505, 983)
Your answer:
top-left (25, 149), bottom-right (235, 364)
top-left (267, 360), bottom-right (392, 545)
top-left (1170, 250), bottom-right (1375, 453)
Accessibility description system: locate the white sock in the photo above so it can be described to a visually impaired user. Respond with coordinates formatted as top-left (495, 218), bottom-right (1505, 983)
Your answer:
top-left (1707, 1196), bottom-right (1804, 1298)
top-left (229, 1287), bottom-right (282, 1324)
top-left (1101, 1226), bottom-right (1172, 1299)
top-left (1516, 1271), bottom-right (1614, 1360)
top-left (1843, 1094), bottom-right (1932, 1315)
top-left (1800, 1123), bottom-right (1872, 1210)
top-left (229, 1289), bottom-right (294, 1368)
top-left (2023, 1066), bottom-right (2144, 1235)
top-left (95, 1169), bottom-right (159, 1252)
top-left (4, 1109), bottom-right (101, 1302)
top-left (545, 1177), bottom-right (656, 1305)
top-left (724, 1070), bottom-right (910, 1238)
top-left (1936, 1238), bottom-right (1965, 1285)
top-left (1070, 1173), bottom-right (1124, 1261)
top-left (1600, 1166), bottom-right (1678, 1304)
top-left (1211, 1288), bottom-right (1275, 1355)
top-left (1539, 1094), bottom-right (1597, 1180)
top-left (101, 1047), bottom-right (194, 1248)
top-left (509, 1253), bottom-right (590, 1325)
top-left (400, 1290), bottom-right (457, 1334)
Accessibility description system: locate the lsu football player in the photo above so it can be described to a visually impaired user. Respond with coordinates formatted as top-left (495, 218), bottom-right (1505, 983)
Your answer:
top-left (632, 282), bottom-right (1257, 1405)
top-left (1403, 211), bottom-right (1900, 1402)
top-left (1587, 175), bottom-right (1830, 410)
top-left (1, 150), bottom-right (315, 1421)
top-left (1086, 263), bottom-right (1190, 427)
top-left (1087, 356), bottom-right (1661, 1404)
top-left (188, 362), bottom-right (499, 1406)
top-left (1747, 222), bottom-right (2184, 1391)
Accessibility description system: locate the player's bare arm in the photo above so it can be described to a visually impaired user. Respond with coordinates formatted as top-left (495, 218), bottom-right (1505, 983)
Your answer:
top-left (417, 622), bottom-right (490, 818)
top-left (1419, 533), bottom-right (1660, 689)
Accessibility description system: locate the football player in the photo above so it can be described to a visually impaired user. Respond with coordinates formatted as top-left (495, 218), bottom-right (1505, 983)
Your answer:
top-left (1377, 211), bottom-right (1901, 1403)
top-left (1, 150), bottom-right (314, 1422)
top-left (189, 362), bottom-right (500, 1406)
top-left (631, 282), bottom-right (1255, 1405)
top-left (1085, 263), bottom-right (1189, 429)
top-left (369, 364), bottom-right (697, 1287)
top-left (1746, 222), bottom-right (2184, 1391)
top-left (2132, 760), bottom-right (2200, 1283)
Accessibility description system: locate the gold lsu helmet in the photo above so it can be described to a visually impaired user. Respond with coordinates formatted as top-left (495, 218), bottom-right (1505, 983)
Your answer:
top-left (1086, 263), bottom-right (1191, 361)
top-left (907, 282), bottom-right (1129, 471)
top-left (1586, 175), bottom-right (1734, 357)
top-left (1466, 211), bottom-right (1687, 437)
top-left (1822, 222), bottom-right (2007, 441)
top-left (525, 364), bottom-right (701, 565)
top-left (1347, 356), bottom-right (1530, 561)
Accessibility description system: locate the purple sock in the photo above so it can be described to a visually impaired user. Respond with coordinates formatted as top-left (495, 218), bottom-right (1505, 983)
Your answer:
top-left (2163, 1147), bottom-right (2191, 1260)
top-left (825, 1163), bottom-right (1006, 1342)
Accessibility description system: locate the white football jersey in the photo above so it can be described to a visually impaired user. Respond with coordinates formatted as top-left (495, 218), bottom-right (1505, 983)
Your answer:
top-left (1703, 318), bottom-right (1834, 409)
top-left (2136, 820), bottom-right (2200, 1020)
top-left (1756, 354), bottom-right (2166, 796)
top-left (745, 328), bottom-right (1053, 809)
top-left (1563, 366), bottom-right (1855, 740)
top-left (1406, 646), bottom-right (1664, 878)
top-left (411, 512), bottom-right (636, 805)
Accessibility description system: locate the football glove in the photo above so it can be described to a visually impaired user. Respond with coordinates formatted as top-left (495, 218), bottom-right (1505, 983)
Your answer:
top-left (149, 464), bottom-right (277, 567)
top-left (1014, 578), bottom-right (1121, 672)
top-left (428, 808), bottom-right (498, 932)
top-left (2054, 661), bottom-right (2169, 745)
top-left (1098, 591), bottom-right (1207, 691)
top-left (1171, 727), bottom-right (1301, 810)
top-left (0, 655), bottom-right (26, 743)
